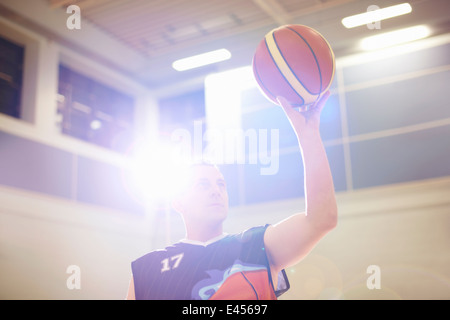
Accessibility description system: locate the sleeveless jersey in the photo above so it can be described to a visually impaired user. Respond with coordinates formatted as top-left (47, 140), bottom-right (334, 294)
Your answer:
top-left (131, 225), bottom-right (290, 300)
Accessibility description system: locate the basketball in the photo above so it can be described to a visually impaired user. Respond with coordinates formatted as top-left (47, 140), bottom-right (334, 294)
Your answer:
top-left (252, 24), bottom-right (335, 108)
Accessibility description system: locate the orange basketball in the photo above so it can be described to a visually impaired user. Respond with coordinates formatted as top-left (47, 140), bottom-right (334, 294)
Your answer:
top-left (252, 24), bottom-right (335, 108)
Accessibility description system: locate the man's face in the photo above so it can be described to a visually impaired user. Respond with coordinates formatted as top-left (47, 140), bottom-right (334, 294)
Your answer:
top-left (174, 165), bottom-right (229, 224)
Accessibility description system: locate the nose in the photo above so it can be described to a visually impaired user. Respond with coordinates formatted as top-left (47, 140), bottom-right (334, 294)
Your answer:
top-left (209, 182), bottom-right (227, 199)
top-left (210, 184), bottom-right (222, 197)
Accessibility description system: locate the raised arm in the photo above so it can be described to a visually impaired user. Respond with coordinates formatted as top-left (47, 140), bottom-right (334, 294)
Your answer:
top-left (264, 92), bottom-right (338, 275)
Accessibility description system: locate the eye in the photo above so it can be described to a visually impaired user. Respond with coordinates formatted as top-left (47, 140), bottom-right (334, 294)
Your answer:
top-left (196, 181), bottom-right (210, 189)
top-left (217, 181), bottom-right (226, 189)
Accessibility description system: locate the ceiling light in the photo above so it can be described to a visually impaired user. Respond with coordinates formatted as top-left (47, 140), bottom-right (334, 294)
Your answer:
top-left (90, 120), bottom-right (102, 130)
top-left (360, 25), bottom-right (431, 51)
top-left (172, 49), bottom-right (231, 71)
top-left (342, 3), bottom-right (412, 28)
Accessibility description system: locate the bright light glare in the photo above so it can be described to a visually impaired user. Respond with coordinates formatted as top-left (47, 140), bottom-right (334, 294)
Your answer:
top-left (360, 25), bottom-right (431, 51)
top-left (205, 66), bottom-right (256, 132)
top-left (90, 120), bottom-right (102, 130)
top-left (204, 66), bottom-right (257, 164)
top-left (128, 141), bottom-right (191, 204)
top-left (342, 3), bottom-right (412, 28)
top-left (172, 49), bottom-right (232, 71)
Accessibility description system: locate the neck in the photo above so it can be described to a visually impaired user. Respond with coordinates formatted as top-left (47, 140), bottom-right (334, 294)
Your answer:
top-left (185, 221), bottom-right (224, 243)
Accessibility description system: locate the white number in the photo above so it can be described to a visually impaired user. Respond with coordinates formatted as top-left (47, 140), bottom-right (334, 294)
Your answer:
top-left (161, 258), bottom-right (171, 273)
top-left (171, 253), bottom-right (184, 268)
top-left (160, 253), bottom-right (184, 273)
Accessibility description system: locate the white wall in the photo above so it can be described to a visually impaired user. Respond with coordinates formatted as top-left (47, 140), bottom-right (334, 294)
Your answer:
top-left (0, 185), bottom-right (152, 299)
top-left (280, 177), bottom-right (450, 300)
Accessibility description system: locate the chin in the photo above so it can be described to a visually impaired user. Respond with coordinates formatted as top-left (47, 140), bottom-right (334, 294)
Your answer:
top-left (207, 206), bottom-right (228, 221)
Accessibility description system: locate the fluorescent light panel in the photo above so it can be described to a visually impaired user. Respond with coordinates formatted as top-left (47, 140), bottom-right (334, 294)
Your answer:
top-left (360, 25), bottom-right (431, 51)
top-left (172, 49), bottom-right (231, 71)
top-left (342, 3), bottom-right (412, 28)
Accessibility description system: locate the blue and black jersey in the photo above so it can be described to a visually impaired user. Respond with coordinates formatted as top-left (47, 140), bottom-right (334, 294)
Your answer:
top-left (131, 225), bottom-right (290, 300)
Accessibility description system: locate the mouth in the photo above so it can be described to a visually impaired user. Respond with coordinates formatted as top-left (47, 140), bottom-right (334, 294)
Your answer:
top-left (208, 203), bottom-right (225, 208)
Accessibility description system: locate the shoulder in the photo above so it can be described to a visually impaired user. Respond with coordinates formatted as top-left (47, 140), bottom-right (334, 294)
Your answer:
top-left (133, 248), bottom-right (165, 264)
top-left (236, 224), bottom-right (270, 243)
top-left (221, 224), bottom-right (270, 256)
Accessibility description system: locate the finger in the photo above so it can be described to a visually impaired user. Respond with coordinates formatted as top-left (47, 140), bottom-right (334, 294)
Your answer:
top-left (314, 91), bottom-right (331, 113)
top-left (276, 96), bottom-right (296, 116)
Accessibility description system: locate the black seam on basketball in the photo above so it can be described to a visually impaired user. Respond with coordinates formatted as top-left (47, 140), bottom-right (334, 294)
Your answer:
top-left (264, 36), bottom-right (305, 106)
top-left (254, 64), bottom-right (276, 103)
top-left (254, 43), bottom-right (277, 103)
top-left (286, 26), bottom-right (323, 98)
top-left (274, 29), bottom-right (317, 97)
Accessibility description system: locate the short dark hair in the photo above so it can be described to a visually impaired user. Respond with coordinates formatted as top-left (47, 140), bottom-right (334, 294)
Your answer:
top-left (187, 159), bottom-right (219, 170)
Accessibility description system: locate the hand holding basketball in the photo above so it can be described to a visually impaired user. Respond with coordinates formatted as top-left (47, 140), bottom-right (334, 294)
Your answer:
top-left (277, 91), bottom-right (330, 139)
top-left (252, 24), bottom-right (335, 108)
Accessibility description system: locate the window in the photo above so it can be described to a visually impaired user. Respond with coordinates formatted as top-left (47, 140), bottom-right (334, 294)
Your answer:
top-left (0, 36), bottom-right (24, 119)
top-left (57, 65), bottom-right (135, 153)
